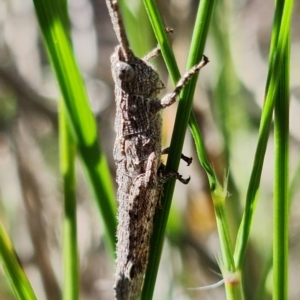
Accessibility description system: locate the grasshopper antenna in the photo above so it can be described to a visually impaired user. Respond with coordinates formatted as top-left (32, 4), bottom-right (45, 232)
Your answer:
top-left (105, 0), bottom-right (132, 61)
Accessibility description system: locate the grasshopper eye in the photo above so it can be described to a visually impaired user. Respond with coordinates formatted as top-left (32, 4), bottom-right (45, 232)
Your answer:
top-left (116, 62), bottom-right (135, 81)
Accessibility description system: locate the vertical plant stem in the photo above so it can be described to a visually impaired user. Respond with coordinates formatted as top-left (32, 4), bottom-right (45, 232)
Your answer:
top-left (234, 0), bottom-right (294, 270)
top-left (0, 222), bottom-right (37, 300)
top-left (188, 112), bottom-right (216, 188)
top-left (142, 0), bottom-right (214, 299)
top-left (212, 184), bottom-right (244, 300)
top-left (273, 39), bottom-right (290, 300)
top-left (32, 0), bottom-right (116, 254)
top-left (60, 100), bottom-right (79, 300)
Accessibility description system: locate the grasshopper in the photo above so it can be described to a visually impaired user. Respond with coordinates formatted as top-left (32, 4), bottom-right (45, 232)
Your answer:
top-left (105, 1), bottom-right (208, 299)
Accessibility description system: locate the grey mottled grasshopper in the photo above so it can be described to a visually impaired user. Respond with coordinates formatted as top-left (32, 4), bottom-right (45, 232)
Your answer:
top-left (105, 1), bottom-right (208, 299)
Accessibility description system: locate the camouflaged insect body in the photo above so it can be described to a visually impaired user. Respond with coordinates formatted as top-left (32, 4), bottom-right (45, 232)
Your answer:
top-left (106, 2), bottom-right (208, 299)
top-left (112, 45), bottom-right (167, 300)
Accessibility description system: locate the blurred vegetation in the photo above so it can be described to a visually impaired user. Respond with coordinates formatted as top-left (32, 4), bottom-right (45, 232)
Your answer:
top-left (0, 0), bottom-right (299, 299)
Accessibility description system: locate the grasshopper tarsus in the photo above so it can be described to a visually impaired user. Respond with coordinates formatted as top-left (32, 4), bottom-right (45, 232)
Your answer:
top-left (161, 147), bottom-right (193, 166)
top-left (177, 174), bottom-right (191, 184)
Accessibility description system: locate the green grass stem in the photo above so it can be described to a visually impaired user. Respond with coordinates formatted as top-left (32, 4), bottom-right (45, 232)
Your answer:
top-left (59, 100), bottom-right (79, 300)
top-left (0, 222), bottom-right (37, 300)
top-left (209, 0), bottom-right (244, 234)
top-left (190, 112), bottom-right (244, 299)
top-left (273, 31), bottom-right (290, 300)
top-left (189, 112), bottom-right (216, 189)
top-left (234, 0), bottom-right (294, 271)
top-left (142, 0), bottom-right (214, 299)
top-left (32, 0), bottom-right (117, 254)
